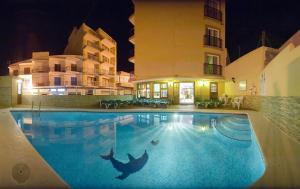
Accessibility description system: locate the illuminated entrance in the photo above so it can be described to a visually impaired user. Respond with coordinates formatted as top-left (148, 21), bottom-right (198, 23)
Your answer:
top-left (179, 82), bottom-right (194, 104)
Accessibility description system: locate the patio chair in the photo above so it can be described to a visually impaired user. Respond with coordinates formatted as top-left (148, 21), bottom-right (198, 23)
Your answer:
top-left (232, 96), bottom-right (244, 110)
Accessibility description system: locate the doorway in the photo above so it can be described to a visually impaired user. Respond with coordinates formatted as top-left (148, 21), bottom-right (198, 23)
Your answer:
top-left (210, 82), bottom-right (218, 99)
top-left (179, 82), bottom-right (194, 104)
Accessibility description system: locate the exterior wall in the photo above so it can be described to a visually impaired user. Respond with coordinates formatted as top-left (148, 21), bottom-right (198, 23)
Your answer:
top-left (133, 0), bottom-right (226, 81)
top-left (261, 44), bottom-right (300, 96)
top-left (224, 46), bottom-right (268, 96)
top-left (22, 95), bottom-right (133, 108)
top-left (136, 80), bottom-right (225, 104)
top-left (0, 76), bottom-right (17, 107)
top-left (244, 96), bottom-right (300, 143)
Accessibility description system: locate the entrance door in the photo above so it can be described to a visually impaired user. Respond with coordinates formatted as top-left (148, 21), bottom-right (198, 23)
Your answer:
top-left (210, 82), bottom-right (218, 99)
top-left (179, 83), bottom-right (194, 104)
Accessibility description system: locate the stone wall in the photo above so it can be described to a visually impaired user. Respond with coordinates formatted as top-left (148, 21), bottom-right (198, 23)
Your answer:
top-left (22, 95), bottom-right (133, 108)
top-left (244, 96), bottom-right (300, 143)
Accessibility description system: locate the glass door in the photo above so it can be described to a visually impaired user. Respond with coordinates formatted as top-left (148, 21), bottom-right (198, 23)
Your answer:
top-left (179, 82), bottom-right (194, 104)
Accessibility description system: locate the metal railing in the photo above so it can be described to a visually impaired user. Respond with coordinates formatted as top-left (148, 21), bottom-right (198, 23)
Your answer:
top-left (204, 63), bottom-right (222, 76)
top-left (204, 5), bottom-right (222, 21)
top-left (204, 35), bottom-right (222, 48)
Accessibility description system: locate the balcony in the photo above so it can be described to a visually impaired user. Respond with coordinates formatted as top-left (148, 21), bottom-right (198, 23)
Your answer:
top-left (87, 41), bottom-right (100, 50)
top-left (32, 68), bottom-right (50, 73)
top-left (87, 54), bottom-right (100, 62)
top-left (204, 63), bottom-right (222, 76)
top-left (128, 49), bottom-right (135, 63)
top-left (129, 14), bottom-right (135, 25)
top-left (129, 28), bottom-right (135, 44)
top-left (100, 48), bottom-right (114, 58)
top-left (204, 35), bottom-right (222, 48)
top-left (204, 5), bottom-right (222, 22)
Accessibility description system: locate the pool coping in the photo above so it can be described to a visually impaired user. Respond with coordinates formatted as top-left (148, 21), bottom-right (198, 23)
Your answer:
top-left (1, 107), bottom-right (300, 188)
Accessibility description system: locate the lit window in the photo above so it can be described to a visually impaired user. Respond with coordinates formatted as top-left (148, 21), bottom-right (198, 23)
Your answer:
top-left (137, 83), bottom-right (146, 98)
top-left (239, 80), bottom-right (247, 91)
top-left (153, 84), bottom-right (161, 98)
top-left (161, 83), bottom-right (168, 98)
top-left (146, 84), bottom-right (150, 98)
top-left (206, 54), bottom-right (219, 65)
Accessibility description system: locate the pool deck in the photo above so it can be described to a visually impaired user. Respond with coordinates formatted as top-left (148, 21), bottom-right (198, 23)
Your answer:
top-left (0, 105), bottom-right (300, 188)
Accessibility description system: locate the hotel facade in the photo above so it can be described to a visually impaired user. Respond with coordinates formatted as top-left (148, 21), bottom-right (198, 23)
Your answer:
top-left (130, 0), bottom-right (226, 104)
top-left (8, 24), bottom-right (126, 95)
top-left (64, 23), bottom-right (117, 92)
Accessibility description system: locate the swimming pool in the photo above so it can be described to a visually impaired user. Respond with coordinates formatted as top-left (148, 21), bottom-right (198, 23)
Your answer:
top-left (11, 111), bottom-right (265, 188)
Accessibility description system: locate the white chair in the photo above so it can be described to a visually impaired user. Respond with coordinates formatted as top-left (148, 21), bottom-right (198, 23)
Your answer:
top-left (232, 96), bottom-right (244, 110)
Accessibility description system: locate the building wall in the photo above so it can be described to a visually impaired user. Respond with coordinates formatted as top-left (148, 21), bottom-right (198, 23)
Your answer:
top-left (0, 76), bottom-right (17, 107)
top-left (244, 96), bottom-right (300, 144)
top-left (133, 0), bottom-right (226, 81)
top-left (136, 80), bottom-right (225, 104)
top-left (224, 46), bottom-right (267, 96)
top-left (261, 43), bottom-right (300, 96)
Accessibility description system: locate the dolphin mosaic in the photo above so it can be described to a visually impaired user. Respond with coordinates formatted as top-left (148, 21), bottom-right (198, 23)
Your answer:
top-left (100, 148), bottom-right (148, 180)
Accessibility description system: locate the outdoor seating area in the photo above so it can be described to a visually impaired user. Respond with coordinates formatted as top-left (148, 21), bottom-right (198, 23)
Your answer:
top-left (195, 95), bottom-right (245, 110)
top-left (99, 98), bottom-right (170, 109)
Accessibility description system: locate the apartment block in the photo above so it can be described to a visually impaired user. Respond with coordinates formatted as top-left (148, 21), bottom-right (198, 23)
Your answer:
top-left (64, 23), bottom-right (117, 90)
top-left (8, 51), bottom-right (119, 95)
top-left (129, 0), bottom-right (226, 104)
top-left (8, 52), bottom-right (86, 95)
top-left (116, 71), bottom-right (134, 95)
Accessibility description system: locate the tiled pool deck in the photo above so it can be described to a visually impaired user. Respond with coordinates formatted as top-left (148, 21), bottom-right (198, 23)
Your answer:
top-left (0, 105), bottom-right (299, 188)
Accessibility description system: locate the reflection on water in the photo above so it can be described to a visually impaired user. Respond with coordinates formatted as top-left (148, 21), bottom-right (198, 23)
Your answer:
top-left (11, 111), bottom-right (261, 189)
top-left (13, 112), bottom-right (243, 146)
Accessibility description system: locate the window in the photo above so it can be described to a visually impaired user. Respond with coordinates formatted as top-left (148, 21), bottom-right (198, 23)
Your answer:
top-left (54, 77), bottom-right (61, 86)
top-left (71, 64), bottom-right (77, 72)
top-left (161, 83), bottom-right (168, 98)
top-left (204, 0), bottom-right (222, 21)
top-left (24, 67), bottom-right (30, 74)
top-left (153, 84), bottom-right (161, 98)
top-left (54, 64), bottom-right (61, 72)
top-left (206, 54), bottom-right (219, 64)
top-left (210, 83), bottom-right (217, 92)
top-left (71, 77), bottom-right (77, 86)
top-left (153, 83), bottom-right (168, 99)
top-left (205, 0), bottom-right (220, 9)
top-left (146, 84), bottom-right (150, 98)
top-left (137, 83), bottom-right (146, 98)
top-left (204, 27), bottom-right (221, 48)
top-left (206, 27), bottom-right (220, 38)
top-left (239, 80), bottom-right (247, 91)
top-left (102, 55), bottom-right (109, 63)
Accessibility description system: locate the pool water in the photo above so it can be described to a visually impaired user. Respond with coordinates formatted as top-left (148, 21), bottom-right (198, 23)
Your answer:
top-left (11, 111), bottom-right (265, 188)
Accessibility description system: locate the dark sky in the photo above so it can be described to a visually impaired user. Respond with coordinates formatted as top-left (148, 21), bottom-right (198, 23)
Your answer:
top-left (0, 0), bottom-right (300, 76)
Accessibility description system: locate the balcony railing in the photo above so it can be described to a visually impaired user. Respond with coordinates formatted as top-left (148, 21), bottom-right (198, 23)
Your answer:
top-left (87, 54), bottom-right (99, 62)
top-left (204, 5), bottom-right (222, 21)
top-left (87, 41), bottom-right (100, 50)
top-left (204, 35), bottom-right (222, 48)
top-left (204, 63), bottom-right (222, 76)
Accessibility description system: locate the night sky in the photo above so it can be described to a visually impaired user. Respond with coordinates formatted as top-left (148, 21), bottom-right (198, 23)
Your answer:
top-left (0, 0), bottom-right (300, 76)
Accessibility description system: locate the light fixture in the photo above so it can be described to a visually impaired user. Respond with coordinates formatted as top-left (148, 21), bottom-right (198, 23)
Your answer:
top-left (232, 77), bottom-right (236, 83)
